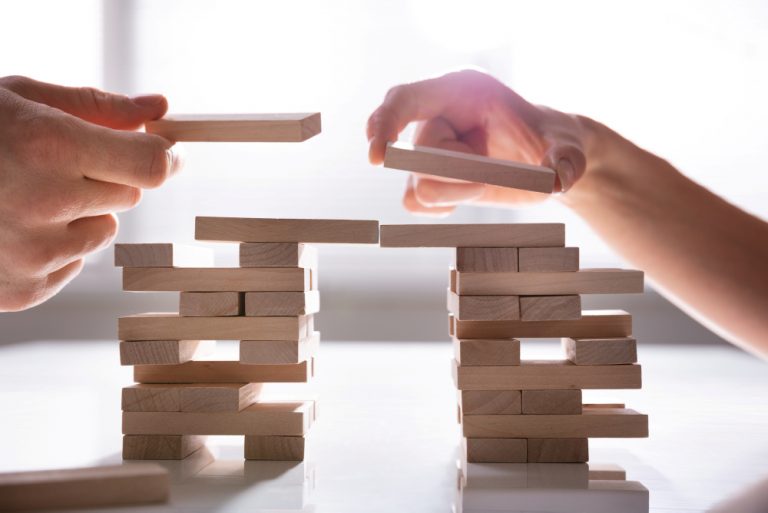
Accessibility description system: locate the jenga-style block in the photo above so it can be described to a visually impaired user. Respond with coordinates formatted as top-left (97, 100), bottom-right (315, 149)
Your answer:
top-left (145, 113), bottom-right (321, 142)
top-left (453, 338), bottom-right (520, 366)
top-left (519, 295), bottom-right (581, 321)
top-left (447, 291), bottom-right (520, 321)
top-left (119, 340), bottom-right (215, 366)
top-left (518, 247), bottom-right (579, 272)
top-left (119, 313), bottom-right (312, 341)
top-left (123, 267), bottom-right (312, 292)
top-left (179, 292), bottom-right (243, 317)
top-left (0, 464), bottom-right (169, 511)
top-left (239, 243), bottom-right (318, 267)
top-left (588, 463), bottom-right (627, 480)
top-left (379, 224), bottom-right (564, 248)
top-left (455, 247), bottom-right (518, 272)
top-left (195, 217), bottom-right (379, 243)
top-left (465, 438), bottom-right (527, 463)
top-left (456, 269), bottom-right (644, 295)
top-left (450, 268), bottom-right (457, 293)
top-left (244, 435), bottom-right (305, 461)
top-left (563, 337), bottom-right (638, 365)
top-left (240, 331), bottom-right (320, 365)
top-left (245, 291), bottom-right (320, 316)
top-left (460, 390), bottom-right (522, 415)
top-left (527, 438), bottom-right (589, 463)
top-left (383, 142), bottom-right (556, 193)
top-left (114, 243), bottom-right (213, 268)
top-left (452, 310), bottom-right (632, 339)
top-left (134, 360), bottom-right (312, 384)
top-left (122, 384), bottom-right (263, 412)
top-left (123, 435), bottom-right (206, 460)
top-left (522, 390), bottom-right (583, 414)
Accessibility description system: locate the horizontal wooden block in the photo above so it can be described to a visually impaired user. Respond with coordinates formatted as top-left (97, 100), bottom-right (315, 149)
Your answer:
top-left (114, 243), bottom-right (213, 268)
top-left (119, 313), bottom-right (312, 341)
top-left (518, 247), bottom-right (579, 272)
top-left (456, 247), bottom-right (518, 272)
top-left (453, 338), bottom-right (520, 366)
top-left (123, 267), bottom-right (312, 292)
top-left (196, 217), bottom-right (379, 243)
top-left (145, 113), bottom-right (321, 142)
top-left (134, 360), bottom-right (311, 384)
top-left (465, 438), bottom-right (527, 463)
top-left (122, 435), bottom-right (206, 460)
top-left (245, 291), bottom-right (320, 316)
top-left (519, 295), bottom-right (581, 321)
top-left (522, 390), bottom-right (583, 414)
top-left (179, 292), bottom-right (243, 317)
top-left (122, 384), bottom-right (263, 412)
top-left (527, 438), bottom-right (589, 463)
top-left (244, 435), bottom-right (305, 461)
top-left (123, 401), bottom-right (315, 435)
top-left (0, 464), bottom-right (168, 511)
top-left (379, 224), bottom-right (564, 248)
top-left (119, 340), bottom-right (215, 366)
top-left (240, 331), bottom-right (320, 365)
top-left (588, 463), bottom-right (626, 480)
top-left (454, 359), bottom-right (642, 390)
top-left (452, 310), bottom-right (632, 339)
top-left (239, 242), bottom-right (318, 268)
top-left (563, 337), bottom-right (638, 365)
top-left (461, 390), bottom-right (522, 415)
top-left (447, 290), bottom-right (520, 321)
top-left (383, 141), bottom-right (555, 193)
top-left (456, 269), bottom-right (644, 295)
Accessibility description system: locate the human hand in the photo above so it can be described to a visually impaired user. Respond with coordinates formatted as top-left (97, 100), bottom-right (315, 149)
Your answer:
top-left (0, 76), bottom-right (181, 311)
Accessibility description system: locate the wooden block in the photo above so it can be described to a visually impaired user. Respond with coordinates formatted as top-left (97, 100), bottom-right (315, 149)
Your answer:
top-left (584, 403), bottom-right (626, 409)
top-left (518, 247), bottom-right (579, 272)
top-left (447, 290), bottom-right (520, 321)
top-left (563, 337), bottom-right (638, 365)
top-left (456, 269), bottom-right (644, 295)
top-left (449, 267), bottom-right (457, 293)
top-left (179, 292), bottom-right (243, 316)
top-left (588, 463), bottom-right (626, 480)
top-left (453, 310), bottom-right (632, 339)
top-left (527, 438), bottom-right (589, 463)
top-left (383, 141), bottom-right (556, 193)
top-left (119, 313), bottom-right (312, 341)
top-left (239, 242), bottom-right (318, 267)
top-left (122, 385), bottom-right (181, 412)
top-left (134, 360), bottom-right (310, 384)
top-left (456, 247), bottom-right (518, 272)
top-left (519, 295), bottom-right (581, 321)
top-left (379, 224), bottom-right (564, 248)
top-left (123, 435), bottom-right (206, 460)
top-left (122, 401), bottom-right (314, 435)
top-left (145, 113), bottom-right (321, 142)
top-left (461, 390), bottom-right (522, 415)
top-left (123, 267), bottom-right (312, 292)
top-left (453, 338), bottom-right (520, 366)
top-left (0, 464), bottom-right (168, 511)
top-left (122, 384), bottom-right (263, 412)
top-left (465, 438), bottom-right (527, 463)
top-left (463, 407), bottom-right (648, 438)
top-left (454, 359), bottom-right (642, 390)
top-left (244, 435), bottom-right (305, 461)
top-left (195, 217), bottom-right (379, 243)
top-left (240, 331), bottom-right (320, 364)
top-left (119, 340), bottom-right (215, 366)
top-left (522, 390), bottom-right (583, 414)
top-left (245, 291), bottom-right (320, 316)
top-left (114, 243), bottom-right (213, 268)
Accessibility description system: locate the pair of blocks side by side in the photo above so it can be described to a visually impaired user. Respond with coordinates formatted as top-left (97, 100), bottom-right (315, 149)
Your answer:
top-left (119, 340), bottom-right (215, 366)
top-left (464, 437), bottom-right (589, 463)
top-left (145, 113), bottom-right (322, 142)
top-left (564, 337), bottom-right (638, 365)
top-left (447, 290), bottom-right (581, 322)
top-left (178, 291), bottom-right (321, 317)
top-left (455, 247), bottom-right (579, 272)
top-left (455, 269), bottom-right (644, 295)
top-left (459, 390), bottom-right (582, 416)
top-left (240, 331), bottom-right (320, 365)
top-left (123, 267), bottom-right (315, 293)
top-left (122, 383), bottom-right (263, 413)
top-left (450, 310), bottom-right (632, 339)
top-left (133, 358), bottom-right (314, 384)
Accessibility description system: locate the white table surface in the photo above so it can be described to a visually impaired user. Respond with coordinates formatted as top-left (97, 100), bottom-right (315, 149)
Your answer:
top-left (0, 339), bottom-right (767, 513)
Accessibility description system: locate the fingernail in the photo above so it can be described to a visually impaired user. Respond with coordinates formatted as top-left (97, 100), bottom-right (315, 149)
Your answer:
top-left (166, 146), bottom-right (184, 176)
top-left (556, 159), bottom-right (575, 192)
top-left (132, 94), bottom-right (165, 107)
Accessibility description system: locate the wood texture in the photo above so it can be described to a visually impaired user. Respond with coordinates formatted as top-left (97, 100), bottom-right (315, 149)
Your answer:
top-left (527, 438), bottom-right (589, 463)
top-left (245, 291), bottom-right (320, 316)
top-left (383, 141), bottom-right (556, 193)
top-left (244, 435), bottom-right (305, 461)
top-left (456, 247), bottom-right (518, 272)
top-left (518, 247), bottom-right (579, 272)
top-left (519, 295), bottom-right (582, 321)
top-left (119, 340), bottom-right (215, 366)
top-left (134, 360), bottom-right (311, 384)
top-left (465, 438), bottom-right (527, 463)
top-left (240, 331), bottom-right (320, 365)
top-left (195, 217), bottom-right (379, 243)
top-left (145, 113), bottom-right (321, 142)
top-left (123, 267), bottom-right (312, 292)
top-left (450, 268), bottom-right (457, 293)
top-left (239, 242), bottom-right (318, 267)
top-left (453, 338), bottom-right (520, 366)
top-left (114, 243), bottom-right (213, 268)
top-left (179, 292), bottom-right (243, 316)
top-left (447, 291), bottom-right (520, 321)
top-left (522, 390), bottom-right (583, 414)
top-left (563, 337), bottom-right (638, 365)
top-left (461, 390), bottom-right (522, 415)
top-left (379, 224), bottom-right (564, 248)
top-left (122, 435), bottom-right (206, 460)
top-left (589, 463), bottom-right (627, 480)
top-left (122, 384), bottom-right (264, 412)
top-left (456, 269), bottom-right (644, 295)
top-left (119, 313), bottom-right (312, 341)
top-left (453, 310), bottom-right (632, 339)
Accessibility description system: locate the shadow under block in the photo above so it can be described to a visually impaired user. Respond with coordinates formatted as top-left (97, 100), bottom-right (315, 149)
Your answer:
top-left (527, 438), bottom-right (589, 463)
top-left (452, 310), bottom-right (632, 339)
top-left (383, 141), bottom-right (556, 194)
top-left (0, 464), bottom-right (169, 511)
top-left (563, 337), bottom-right (638, 365)
top-left (122, 401), bottom-right (315, 435)
top-left (195, 217), bottom-right (379, 244)
top-left (245, 291), bottom-right (320, 317)
top-left (465, 438), bottom-right (527, 463)
top-left (134, 360), bottom-right (311, 384)
top-left (239, 242), bottom-right (318, 267)
top-left (456, 269), bottom-right (644, 295)
top-left (123, 435), bottom-right (206, 460)
top-left (521, 390), bottom-right (583, 414)
top-left (119, 313), bottom-right (312, 341)
top-left (518, 247), bottom-right (579, 272)
top-left (454, 338), bottom-right (521, 366)
top-left (114, 243), bottom-right (214, 268)
top-left (119, 340), bottom-right (215, 366)
top-left (519, 295), bottom-right (582, 322)
top-left (379, 224), bottom-right (564, 248)
top-left (454, 359), bottom-right (642, 390)
top-left (244, 435), bottom-right (305, 461)
top-left (144, 113), bottom-right (321, 142)
top-left (447, 290), bottom-right (520, 321)
top-left (123, 267), bottom-right (312, 292)
top-left (461, 390), bottom-right (522, 415)
top-left (122, 384), bottom-right (263, 412)
top-left (179, 292), bottom-right (243, 317)
top-left (240, 331), bottom-right (320, 365)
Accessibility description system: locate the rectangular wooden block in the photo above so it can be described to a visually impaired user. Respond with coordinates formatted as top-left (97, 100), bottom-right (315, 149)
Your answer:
top-left (114, 243), bottom-right (213, 268)
top-left (240, 331), bottom-right (320, 365)
top-left (134, 360), bottom-right (311, 384)
top-left (456, 247), bottom-right (518, 272)
top-left (119, 340), bottom-right (215, 366)
top-left (461, 390), bottom-right (522, 415)
top-left (122, 384), bottom-right (263, 412)
top-left (453, 310), bottom-right (632, 339)
top-left (518, 247), bottom-right (579, 272)
top-left (245, 291), bottom-right (320, 316)
top-left (589, 463), bottom-right (627, 480)
top-left (522, 390), bottom-right (583, 414)
top-left (123, 267), bottom-right (312, 292)
top-left (454, 359), bottom-right (642, 390)
top-left (379, 224), bottom-right (564, 248)
top-left (383, 141), bottom-right (556, 193)
top-left (123, 435), bottom-right (206, 460)
top-left (453, 338), bottom-right (520, 366)
top-left (519, 295), bottom-right (582, 321)
top-left (244, 435), bottom-right (305, 461)
top-left (179, 292), bottom-right (243, 317)
top-left (0, 464), bottom-right (169, 511)
top-left (449, 268), bottom-right (457, 293)
top-left (196, 217), bottom-right (379, 243)
top-left (527, 438), bottom-right (589, 463)
top-left (465, 438), bottom-right (527, 463)
top-left (456, 269), bottom-right (644, 295)
top-left (119, 313), bottom-right (312, 341)
top-left (563, 337), bottom-right (638, 365)
top-left (447, 290), bottom-right (520, 321)
top-left (145, 113), bottom-right (321, 142)
top-left (239, 242), bottom-right (317, 268)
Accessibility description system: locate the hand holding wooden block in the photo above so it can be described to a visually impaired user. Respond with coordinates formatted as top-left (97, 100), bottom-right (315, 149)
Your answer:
top-left (145, 113), bottom-right (321, 142)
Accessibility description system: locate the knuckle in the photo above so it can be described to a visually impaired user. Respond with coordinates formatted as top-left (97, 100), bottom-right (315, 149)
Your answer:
top-left (0, 75), bottom-right (33, 94)
top-left (77, 87), bottom-right (110, 116)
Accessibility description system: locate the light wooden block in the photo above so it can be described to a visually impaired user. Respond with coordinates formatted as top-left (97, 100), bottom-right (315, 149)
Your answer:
top-left (122, 385), bottom-right (182, 412)
top-left (383, 141), bottom-right (556, 193)
top-left (114, 243), bottom-right (213, 268)
top-left (122, 384), bottom-right (263, 412)
top-left (195, 217), bottom-right (379, 243)
top-left (465, 438), bottom-right (527, 463)
top-left (563, 337), bottom-right (638, 365)
top-left (239, 243), bottom-right (318, 267)
top-left (456, 269), bottom-right (644, 295)
top-left (461, 390), bottom-right (522, 415)
top-left (119, 340), bottom-right (215, 366)
top-left (452, 310), bottom-right (632, 339)
top-left (119, 313), bottom-right (312, 341)
top-left (584, 403), bottom-right (626, 409)
top-left (122, 401), bottom-right (314, 435)
top-left (145, 113), bottom-right (321, 142)
top-left (123, 435), bottom-right (206, 460)
top-left (244, 435), bottom-right (305, 461)
top-left (527, 438), bottom-right (589, 463)
top-left (123, 267), bottom-right (312, 292)
top-left (0, 464), bottom-right (168, 511)
top-left (134, 360), bottom-right (310, 384)
top-left (449, 267), bottom-right (457, 293)
top-left (453, 338), bottom-right (520, 366)
top-left (588, 463), bottom-right (626, 480)
top-left (456, 247), bottom-right (518, 272)
top-left (519, 295), bottom-right (581, 321)
top-left (379, 224), bottom-right (564, 248)
top-left (453, 359), bottom-right (642, 390)
top-left (245, 291), bottom-right (320, 317)
top-left (179, 292), bottom-right (243, 317)
top-left (522, 390), bottom-right (583, 414)
top-left (518, 247), bottom-right (579, 272)
top-left (447, 290), bottom-right (520, 321)
top-left (240, 331), bottom-right (320, 365)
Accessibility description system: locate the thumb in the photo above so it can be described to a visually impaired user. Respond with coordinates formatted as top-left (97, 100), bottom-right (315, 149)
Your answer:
top-left (540, 142), bottom-right (586, 193)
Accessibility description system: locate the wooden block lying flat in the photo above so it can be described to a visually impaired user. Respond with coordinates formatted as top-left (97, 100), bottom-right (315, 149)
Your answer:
top-left (519, 295), bottom-right (581, 321)
top-left (123, 435), bottom-right (206, 460)
top-left (454, 359), bottom-right (641, 390)
top-left (589, 463), bottom-right (626, 480)
top-left (453, 338), bottom-right (520, 366)
top-left (114, 243), bottom-right (213, 268)
top-left (196, 217), bottom-right (379, 244)
top-left (119, 340), bottom-right (215, 366)
top-left (563, 337), bottom-right (638, 365)
top-left (465, 438), bottom-right (527, 463)
top-left (245, 291), bottom-right (320, 316)
top-left (379, 224), bottom-right (564, 248)
top-left (244, 435), bottom-right (305, 461)
top-left (456, 247), bottom-right (518, 272)
top-left (383, 141), bottom-right (556, 193)
top-left (447, 290), bottom-right (520, 321)
top-left (0, 464), bottom-right (169, 511)
top-left (456, 269), bottom-right (644, 295)
top-left (518, 247), bottom-right (579, 272)
top-left (123, 267), bottom-right (312, 292)
top-left (179, 292), bottom-right (243, 316)
top-left (522, 390), bottom-right (582, 414)
top-left (240, 331), bottom-right (320, 365)
top-left (145, 113), bottom-right (321, 142)
top-left (527, 438), bottom-right (589, 463)
top-left (134, 360), bottom-right (311, 384)
top-left (122, 384), bottom-right (263, 412)
top-left (239, 242), bottom-right (318, 267)
top-left (119, 313), bottom-right (312, 341)
top-left (452, 310), bottom-right (632, 339)
top-left (461, 390), bottom-right (522, 415)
